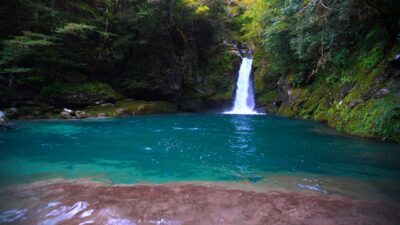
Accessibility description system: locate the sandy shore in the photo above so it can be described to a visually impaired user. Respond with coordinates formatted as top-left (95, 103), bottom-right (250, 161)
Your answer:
top-left (0, 180), bottom-right (399, 225)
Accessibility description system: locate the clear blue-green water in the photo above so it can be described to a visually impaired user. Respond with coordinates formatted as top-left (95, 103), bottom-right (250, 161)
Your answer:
top-left (0, 114), bottom-right (399, 188)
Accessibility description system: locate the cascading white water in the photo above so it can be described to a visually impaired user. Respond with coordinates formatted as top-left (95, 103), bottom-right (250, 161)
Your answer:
top-left (224, 58), bottom-right (258, 115)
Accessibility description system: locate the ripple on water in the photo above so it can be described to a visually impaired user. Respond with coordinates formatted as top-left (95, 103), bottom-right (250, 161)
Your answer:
top-left (0, 208), bottom-right (27, 223)
top-left (40, 201), bottom-right (89, 225)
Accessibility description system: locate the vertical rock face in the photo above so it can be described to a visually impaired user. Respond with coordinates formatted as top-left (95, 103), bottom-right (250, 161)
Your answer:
top-left (252, 45), bottom-right (400, 142)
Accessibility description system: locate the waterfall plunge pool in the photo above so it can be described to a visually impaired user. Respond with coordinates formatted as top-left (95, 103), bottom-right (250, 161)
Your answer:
top-left (0, 114), bottom-right (399, 224)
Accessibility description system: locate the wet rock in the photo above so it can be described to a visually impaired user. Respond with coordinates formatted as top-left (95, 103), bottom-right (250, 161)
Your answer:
top-left (115, 108), bottom-right (129, 117)
top-left (325, 97), bottom-right (333, 107)
top-left (116, 108), bottom-right (125, 114)
top-left (64, 108), bottom-right (73, 113)
top-left (336, 83), bottom-right (354, 100)
top-left (360, 88), bottom-right (377, 101)
top-left (0, 111), bottom-right (9, 126)
top-left (97, 113), bottom-right (107, 118)
top-left (59, 108), bottom-right (74, 119)
top-left (59, 111), bottom-right (73, 119)
top-left (75, 111), bottom-right (89, 119)
top-left (374, 88), bottom-right (390, 98)
top-left (136, 104), bottom-right (146, 113)
top-left (4, 108), bottom-right (19, 119)
top-left (349, 99), bottom-right (364, 109)
top-left (376, 73), bottom-right (390, 83)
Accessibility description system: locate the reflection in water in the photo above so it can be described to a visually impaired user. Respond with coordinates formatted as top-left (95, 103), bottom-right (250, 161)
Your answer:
top-left (0, 208), bottom-right (27, 223)
top-left (228, 116), bottom-right (258, 177)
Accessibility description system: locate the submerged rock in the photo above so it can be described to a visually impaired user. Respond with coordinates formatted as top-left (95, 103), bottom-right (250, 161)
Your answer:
top-left (1, 181), bottom-right (398, 225)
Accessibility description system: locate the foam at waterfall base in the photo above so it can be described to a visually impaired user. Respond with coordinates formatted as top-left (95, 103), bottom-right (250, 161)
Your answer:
top-left (223, 109), bottom-right (261, 115)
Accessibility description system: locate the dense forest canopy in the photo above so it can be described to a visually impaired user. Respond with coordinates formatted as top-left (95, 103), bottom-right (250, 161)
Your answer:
top-left (1, 0), bottom-right (398, 90)
top-left (0, 0), bottom-right (246, 112)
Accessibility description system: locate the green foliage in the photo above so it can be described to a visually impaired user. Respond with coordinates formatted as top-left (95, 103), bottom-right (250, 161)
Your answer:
top-left (196, 5), bottom-right (210, 15)
top-left (0, 67), bottom-right (31, 74)
top-left (257, 91), bottom-right (277, 106)
top-left (325, 72), bottom-right (351, 85)
top-left (373, 99), bottom-right (400, 141)
top-left (359, 46), bottom-right (384, 70)
top-left (239, 0), bottom-right (383, 78)
top-left (0, 31), bottom-right (57, 79)
top-left (288, 72), bottom-right (305, 87)
top-left (55, 23), bottom-right (95, 36)
top-left (331, 49), bottom-right (350, 67)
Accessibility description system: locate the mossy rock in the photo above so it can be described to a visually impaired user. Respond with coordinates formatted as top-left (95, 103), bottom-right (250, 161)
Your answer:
top-left (207, 91), bottom-right (233, 102)
top-left (42, 82), bottom-right (123, 108)
top-left (256, 91), bottom-right (277, 106)
top-left (84, 99), bottom-right (178, 117)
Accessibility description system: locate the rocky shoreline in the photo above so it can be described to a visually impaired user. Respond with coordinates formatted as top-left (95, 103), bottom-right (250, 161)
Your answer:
top-left (0, 99), bottom-right (179, 124)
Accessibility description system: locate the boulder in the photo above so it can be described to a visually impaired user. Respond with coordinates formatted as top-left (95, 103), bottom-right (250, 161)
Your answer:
top-left (97, 113), bottom-right (107, 118)
top-left (59, 108), bottom-right (74, 119)
top-left (4, 108), bottom-right (19, 119)
top-left (63, 108), bottom-right (73, 113)
top-left (75, 111), bottom-right (89, 119)
top-left (59, 111), bottom-right (72, 119)
top-left (374, 88), bottom-right (390, 98)
top-left (336, 83), bottom-right (354, 100)
top-left (0, 111), bottom-right (9, 127)
top-left (349, 99), bottom-right (364, 109)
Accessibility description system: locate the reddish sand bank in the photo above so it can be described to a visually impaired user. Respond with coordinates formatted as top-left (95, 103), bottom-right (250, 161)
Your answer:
top-left (0, 181), bottom-right (399, 225)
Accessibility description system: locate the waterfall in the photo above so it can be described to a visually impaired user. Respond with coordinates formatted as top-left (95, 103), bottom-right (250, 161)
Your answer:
top-left (224, 58), bottom-right (258, 115)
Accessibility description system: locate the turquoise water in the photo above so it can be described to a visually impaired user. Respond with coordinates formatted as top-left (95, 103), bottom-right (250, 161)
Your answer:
top-left (0, 114), bottom-right (399, 187)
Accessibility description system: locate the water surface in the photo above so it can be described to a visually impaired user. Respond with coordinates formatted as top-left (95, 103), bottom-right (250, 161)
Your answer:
top-left (1, 114), bottom-right (400, 224)
top-left (0, 114), bottom-right (399, 186)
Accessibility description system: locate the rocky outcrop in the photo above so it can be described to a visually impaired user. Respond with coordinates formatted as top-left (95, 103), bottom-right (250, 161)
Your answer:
top-left (253, 44), bottom-right (400, 142)
top-left (41, 82), bottom-right (123, 109)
